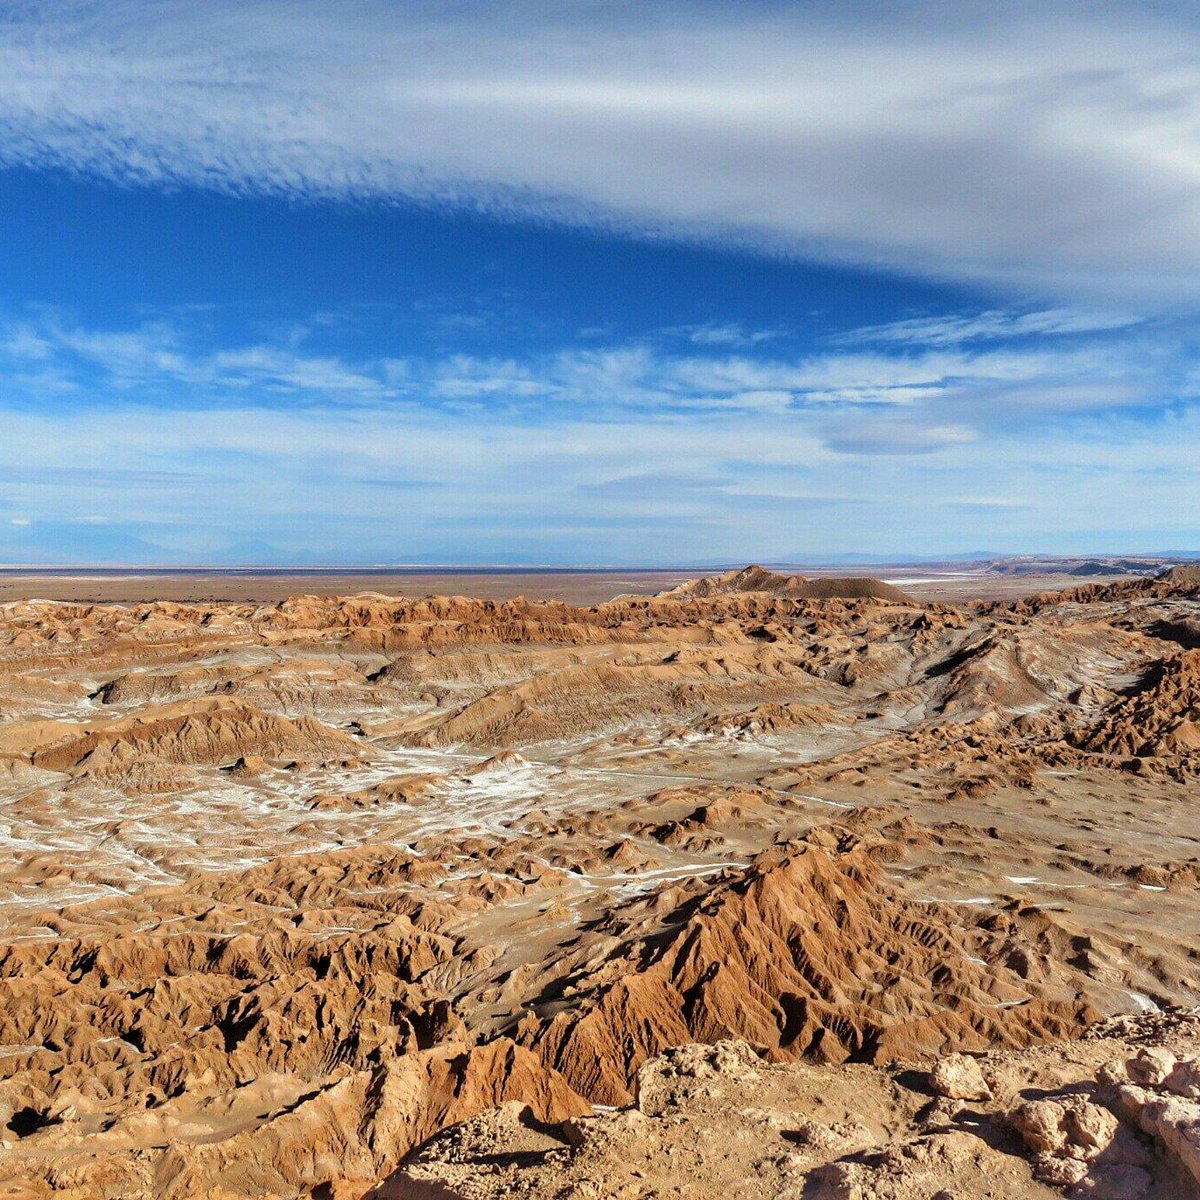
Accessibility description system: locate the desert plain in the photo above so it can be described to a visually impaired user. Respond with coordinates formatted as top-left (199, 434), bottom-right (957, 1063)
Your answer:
top-left (0, 564), bottom-right (1198, 1198)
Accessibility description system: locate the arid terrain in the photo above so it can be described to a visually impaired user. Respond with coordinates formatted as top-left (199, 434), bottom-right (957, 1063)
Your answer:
top-left (0, 569), bottom-right (700, 608)
top-left (1, 553), bottom-right (1187, 607)
top-left (0, 565), bottom-right (1198, 1199)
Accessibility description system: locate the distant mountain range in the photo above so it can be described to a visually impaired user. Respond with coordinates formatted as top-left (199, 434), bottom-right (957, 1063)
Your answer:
top-left (774, 551), bottom-right (1001, 567)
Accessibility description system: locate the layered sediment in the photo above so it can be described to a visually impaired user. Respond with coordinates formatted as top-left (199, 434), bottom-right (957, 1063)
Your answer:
top-left (0, 568), bottom-right (1197, 1197)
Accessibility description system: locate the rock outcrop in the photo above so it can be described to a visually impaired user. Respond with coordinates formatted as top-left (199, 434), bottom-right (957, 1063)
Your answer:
top-left (524, 830), bottom-right (1096, 1105)
top-left (0, 574), bottom-right (1197, 1196)
top-left (661, 565), bottom-right (914, 603)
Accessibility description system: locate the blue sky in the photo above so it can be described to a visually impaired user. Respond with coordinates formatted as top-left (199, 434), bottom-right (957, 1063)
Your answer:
top-left (1, 1), bottom-right (1199, 565)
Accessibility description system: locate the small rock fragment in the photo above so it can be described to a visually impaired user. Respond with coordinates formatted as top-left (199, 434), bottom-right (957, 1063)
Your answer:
top-left (929, 1053), bottom-right (991, 1101)
top-left (1127, 1047), bottom-right (1176, 1087)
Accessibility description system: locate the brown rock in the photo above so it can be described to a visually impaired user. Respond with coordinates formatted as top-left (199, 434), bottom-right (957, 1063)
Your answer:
top-left (928, 1054), bottom-right (991, 1101)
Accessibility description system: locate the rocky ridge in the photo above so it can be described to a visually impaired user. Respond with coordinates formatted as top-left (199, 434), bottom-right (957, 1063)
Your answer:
top-left (0, 569), bottom-right (1197, 1196)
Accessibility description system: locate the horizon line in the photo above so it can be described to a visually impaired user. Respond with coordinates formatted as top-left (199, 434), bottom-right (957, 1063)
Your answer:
top-left (0, 552), bottom-right (1197, 574)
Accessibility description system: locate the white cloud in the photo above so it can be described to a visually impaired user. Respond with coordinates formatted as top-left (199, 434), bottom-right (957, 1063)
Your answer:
top-left (0, 304), bottom-right (1195, 558)
top-left (946, 497), bottom-right (1031, 510)
top-left (0, 309), bottom-right (1179, 426)
top-left (4, 389), bottom-right (1200, 561)
top-left (6, 314), bottom-right (393, 399)
top-left (837, 308), bottom-right (1146, 348)
top-left (822, 418), bottom-right (978, 457)
top-left (13, 309), bottom-right (1178, 430)
top-left (664, 323), bottom-right (782, 349)
top-left (2, 3), bottom-right (1200, 302)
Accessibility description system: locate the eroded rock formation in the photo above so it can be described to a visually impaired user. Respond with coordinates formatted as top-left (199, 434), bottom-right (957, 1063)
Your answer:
top-left (0, 568), bottom-right (1197, 1195)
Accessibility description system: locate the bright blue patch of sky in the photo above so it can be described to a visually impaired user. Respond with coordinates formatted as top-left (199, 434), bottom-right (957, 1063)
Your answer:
top-left (5, 170), bottom-right (972, 359)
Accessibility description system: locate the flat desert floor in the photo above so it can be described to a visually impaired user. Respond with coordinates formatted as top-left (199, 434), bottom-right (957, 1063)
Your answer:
top-left (0, 569), bottom-right (698, 607)
top-left (0, 565), bottom-right (1197, 1199)
top-left (0, 566), bottom-right (1117, 606)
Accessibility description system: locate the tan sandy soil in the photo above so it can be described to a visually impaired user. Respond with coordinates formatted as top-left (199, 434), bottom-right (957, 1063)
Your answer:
top-left (0, 569), bottom-right (699, 606)
top-left (395, 1015), bottom-right (1200, 1200)
top-left (0, 567), bottom-right (1196, 1197)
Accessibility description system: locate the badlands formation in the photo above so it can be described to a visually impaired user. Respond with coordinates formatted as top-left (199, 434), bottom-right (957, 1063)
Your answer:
top-left (0, 566), bottom-right (1197, 1198)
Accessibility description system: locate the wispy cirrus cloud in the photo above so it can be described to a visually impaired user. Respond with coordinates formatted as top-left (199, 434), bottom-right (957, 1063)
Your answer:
top-left (821, 417), bottom-right (977, 457)
top-left (0, 313), bottom-right (393, 400)
top-left (5, 383), bottom-right (1200, 563)
top-left (661, 323), bottom-right (783, 349)
top-left (0, 301), bottom-right (1195, 560)
top-left (0, 308), bottom-right (1173, 426)
top-left (3, 2), bottom-right (1200, 303)
top-left (836, 308), bottom-right (1147, 348)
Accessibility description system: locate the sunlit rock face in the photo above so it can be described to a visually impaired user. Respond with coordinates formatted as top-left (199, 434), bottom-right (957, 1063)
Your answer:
top-left (0, 570), bottom-right (1198, 1196)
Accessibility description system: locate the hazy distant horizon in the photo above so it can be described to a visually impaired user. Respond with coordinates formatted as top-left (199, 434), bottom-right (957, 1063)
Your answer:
top-left (2, 551), bottom-right (1198, 574)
